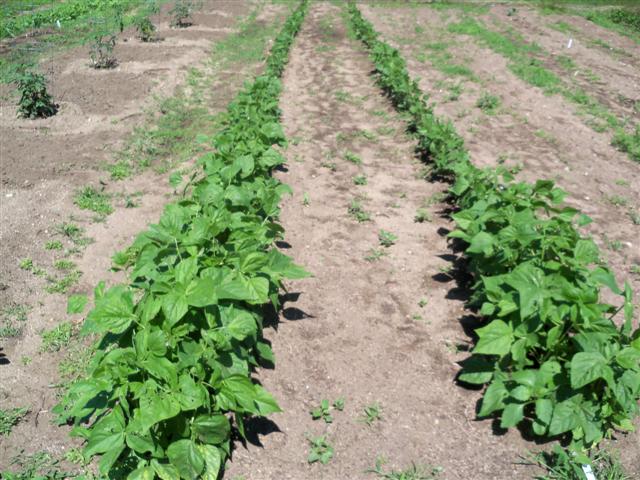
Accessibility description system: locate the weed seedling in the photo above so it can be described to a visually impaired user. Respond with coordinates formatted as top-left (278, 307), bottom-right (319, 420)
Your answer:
top-left (0, 407), bottom-right (29, 436)
top-left (414, 208), bottom-right (431, 223)
top-left (15, 72), bottom-right (58, 119)
top-left (73, 186), bottom-right (113, 216)
top-left (40, 322), bottom-right (73, 352)
top-left (353, 174), bottom-right (368, 185)
top-left (344, 151), bottom-right (363, 165)
top-left (45, 240), bottom-right (63, 250)
top-left (54, 259), bottom-right (76, 271)
top-left (45, 270), bottom-right (81, 294)
top-left (530, 445), bottom-right (629, 480)
top-left (365, 248), bottom-right (387, 262)
top-left (321, 161), bottom-right (337, 172)
top-left (311, 399), bottom-right (333, 423)
top-left (361, 403), bottom-right (383, 426)
top-left (418, 298), bottom-right (428, 308)
top-left (629, 210), bottom-right (640, 225)
top-left (378, 230), bottom-right (397, 247)
top-left (90, 35), bottom-right (117, 69)
top-left (349, 200), bottom-right (371, 223)
top-left (333, 397), bottom-right (345, 411)
top-left (476, 92), bottom-right (501, 114)
top-left (307, 436), bottom-right (334, 465)
top-left (368, 457), bottom-right (442, 479)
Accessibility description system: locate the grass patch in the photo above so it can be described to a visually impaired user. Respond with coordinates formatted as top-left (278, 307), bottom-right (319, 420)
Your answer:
top-left (40, 321), bottom-right (74, 352)
top-left (475, 92), bottom-right (501, 114)
top-left (73, 186), bottom-right (113, 216)
top-left (612, 125), bottom-right (640, 162)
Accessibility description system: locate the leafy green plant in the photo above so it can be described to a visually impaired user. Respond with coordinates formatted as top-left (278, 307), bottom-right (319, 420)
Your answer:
top-left (135, 16), bottom-right (157, 42)
top-left (349, 199), bottom-right (371, 222)
top-left (612, 125), bottom-right (640, 162)
top-left (90, 34), bottom-right (117, 69)
top-left (53, 3), bottom-right (309, 478)
top-left (15, 71), bottom-right (58, 119)
top-left (170, 0), bottom-right (201, 28)
top-left (0, 407), bottom-right (29, 436)
top-left (348, 3), bottom-right (640, 454)
top-left (378, 230), bottom-right (397, 247)
top-left (307, 435), bottom-right (334, 465)
top-left (361, 403), bottom-right (383, 426)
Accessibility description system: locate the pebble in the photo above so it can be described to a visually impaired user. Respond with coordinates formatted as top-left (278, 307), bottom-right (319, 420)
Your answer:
top-left (6, 193), bottom-right (13, 198)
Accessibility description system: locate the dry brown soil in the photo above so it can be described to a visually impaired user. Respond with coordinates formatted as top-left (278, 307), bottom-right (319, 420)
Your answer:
top-left (0, 0), bottom-right (292, 468)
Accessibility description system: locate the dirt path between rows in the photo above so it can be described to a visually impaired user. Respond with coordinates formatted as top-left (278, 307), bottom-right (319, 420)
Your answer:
top-left (225, 3), bottom-right (541, 479)
top-left (0, 0), bottom-right (294, 468)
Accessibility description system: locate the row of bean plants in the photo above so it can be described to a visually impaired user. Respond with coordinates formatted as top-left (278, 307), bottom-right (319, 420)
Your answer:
top-left (348, 3), bottom-right (640, 455)
top-left (52, 2), bottom-right (309, 479)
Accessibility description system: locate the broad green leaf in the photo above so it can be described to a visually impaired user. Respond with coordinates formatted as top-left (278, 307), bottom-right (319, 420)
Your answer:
top-left (549, 400), bottom-right (579, 436)
top-left (152, 461), bottom-right (180, 480)
top-left (473, 320), bottom-right (513, 357)
top-left (83, 286), bottom-right (136, 335)
top-left (570, 352), bottom-right (612, 389)
top-left (197, 444), bottom-right (223, 480)
top-left (504, 264), bottom-right (547, 320)
top-left (139, 393), bottom-right (181, 431)
top-left (162, 291), bottom-right (189, 326)
top-left (84, 407), bottom-right (125, 457)
top-left (253, 384), bottom-right (282, 415)
top-left (500, 403), bottom-right (524, 429)
top-left (167, 440), bottom-right (205, 479)
top-left (185, 277), bottom-right (218, 307)
top-left (192, 414), bottom-right (230, 444)
top-left (227, 311), bottom-right (257, 341)
top-left (466, 231), bottom-right (494, 255)
top-left (478, 380), bottom-right (507, 417)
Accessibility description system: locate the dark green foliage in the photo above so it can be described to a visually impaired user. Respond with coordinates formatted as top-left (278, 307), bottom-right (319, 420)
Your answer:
top-left (135, 16), bottom-right (157, 42)
top-left (53, 2), bottom-right (309, 478)
top-left (16, 71), bottom-right (57, 119)
top-left (348, 4), bottom-right (639, 452)
top-left (90, 34), bottom-right (117, 69)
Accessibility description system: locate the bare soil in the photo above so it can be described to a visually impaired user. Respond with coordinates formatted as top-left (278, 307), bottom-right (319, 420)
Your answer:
top-left (0, 0), bottom-right (293, 468)
top-left (225, 4), bottom-right (541, 479)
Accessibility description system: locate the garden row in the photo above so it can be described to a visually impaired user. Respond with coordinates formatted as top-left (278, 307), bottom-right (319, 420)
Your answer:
top-left (348, 2), bottom-right (640, 458)
top-left (51, 1), bottom-right (309, 479)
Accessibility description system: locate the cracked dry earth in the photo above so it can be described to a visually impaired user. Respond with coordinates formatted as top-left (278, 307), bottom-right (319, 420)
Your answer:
top-left (225, 3), bottom-right (542, 479)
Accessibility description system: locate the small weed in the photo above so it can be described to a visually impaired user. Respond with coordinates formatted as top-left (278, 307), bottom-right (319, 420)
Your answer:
top-left (418, 298), bottom-right (428, 308)
top-left (19, 258), bottom-right (34, 271)
top-left (361, 403), bottom-right (383, 426)
top-left (378, 230), bottom-right (397, 247)
top-left (333, 397), bottom-right (345, 411)
top-left (414, 208), bottom-right (431, 223)
top-left (90, 35), bottom-right (117, 69)
top-left (629, 210), bottom-right (640, 225)
top-left (604, 194), bottom-right (628, 207)
top-left (615, 179), bottom-right (630, 187)
top-left (40, 321), bottom-right (73, 352)
top-left (612, 125), bottom-right (640, 162)
top-left (445, 83), bottom-right (464, 102)
top-left (530, 445), bottom-right (629, 480)
top-left (45, 240), bottom-right (63, 250)
top-left (303, 192), bottom-right (310, 206)
top-left (311, 399), bottom-right (334, 423)
top-left (321, 161), bottom-right (337, 172)
top-left (54, 259), bottom-right (76, 271)
top-left (308, 436), bottom-right (334, 465)
top-left (21, 355), bottom-right (32, 366)
top-left (15, 71), bottom-right (58, 119)
top-left (353, 174), bottom-right (368, 186)
top-left (73, 186), bottom-right (113, 216)
top-left (0, 451), bottom-right (72, 479)
top-left (345, 151), bottom-right (363, 165)
top-left (365, 248), bottom-right (387, 262)
top-left (475, 92), bottom-right (501, 114)
top-left (631, 264), bottom-right (640, 275)
top-left (376, 126), bottom-right (395, 136)
top-left (0, 407), bottom-right (29, 436)
top-left (45, 270), bottom-right (81, 294)
top-left (359, 129), bottom-right (377, 141)
top-left (335, 90), bottom-right (351, 102)
top-left (107, 160), bottom-right (132, 180)
top-left (55, 222), bottom-right (93, 246)
top-left (368, 457), bottom-right (442, 479)
top-left (349, 200), bottom-right (371, 223)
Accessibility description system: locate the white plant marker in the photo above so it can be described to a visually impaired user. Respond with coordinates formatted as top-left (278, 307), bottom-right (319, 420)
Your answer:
top-left (582, 464), bottom-right (597, 480)
top-left (567, 38), bottom-right (573, 48)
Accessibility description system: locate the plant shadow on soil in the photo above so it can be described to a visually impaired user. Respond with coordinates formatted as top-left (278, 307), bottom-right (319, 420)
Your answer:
top-left (263, 291), bottom-right (315, 331)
